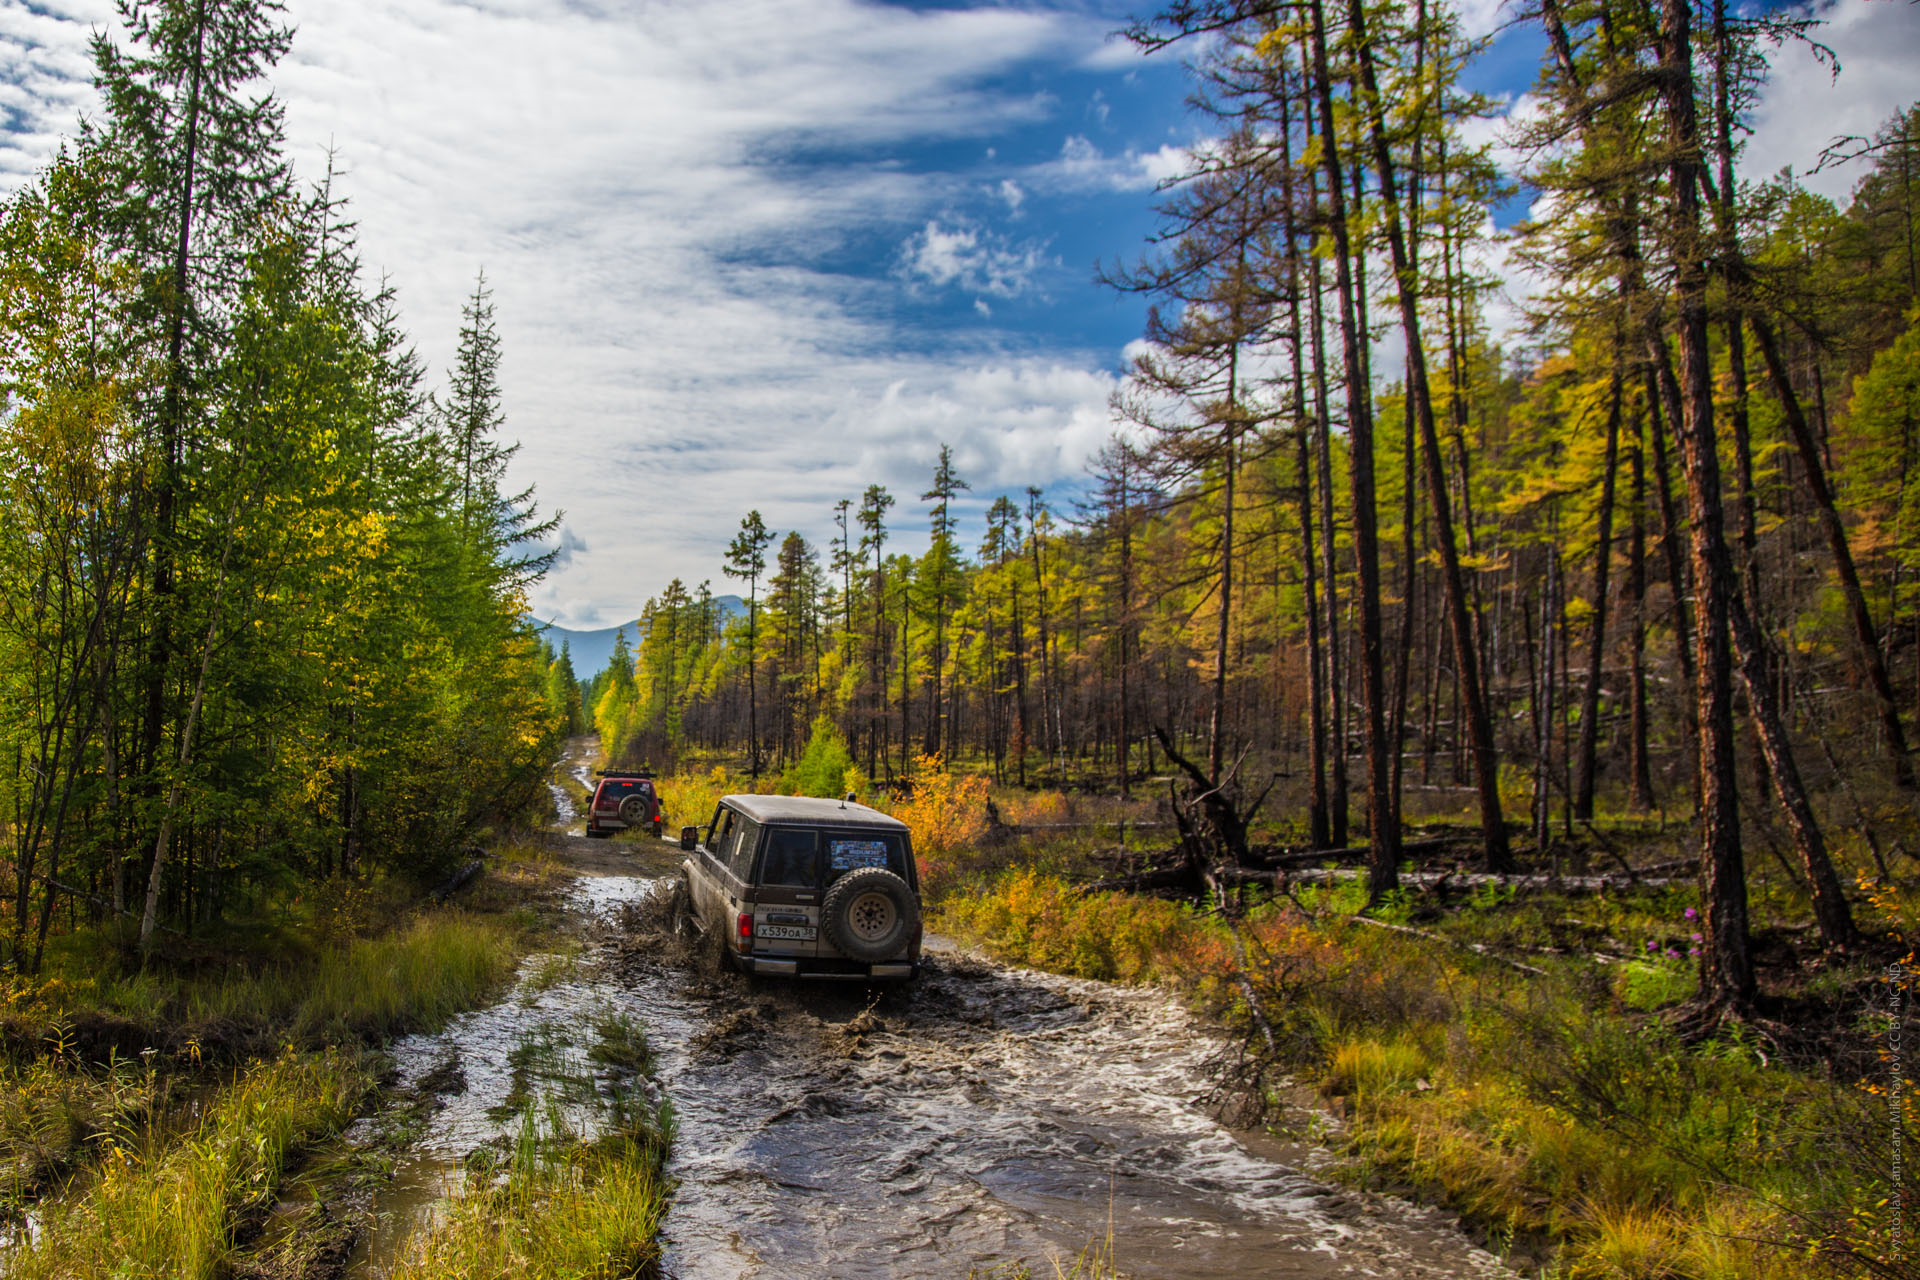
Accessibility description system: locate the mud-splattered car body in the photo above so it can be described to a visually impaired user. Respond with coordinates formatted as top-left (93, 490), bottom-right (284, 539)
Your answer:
top-left (586, 770), bottom-right (663, 840)
top-left (674, 794), bottom-right (922, 980)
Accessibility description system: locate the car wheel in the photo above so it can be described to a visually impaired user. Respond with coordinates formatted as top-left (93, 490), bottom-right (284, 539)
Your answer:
top-left (652, 819), bottom-right (664, 839)
top-left (821, 867), bottom-right (919, 963)
top-left (618, 796), bottom-right (649, 826)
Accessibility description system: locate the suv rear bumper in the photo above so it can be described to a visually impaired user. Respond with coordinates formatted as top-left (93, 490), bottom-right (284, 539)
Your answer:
top-left (586, 815), bottom-right (662, 836)
top-left (741, 956), bottom-right (917, 981)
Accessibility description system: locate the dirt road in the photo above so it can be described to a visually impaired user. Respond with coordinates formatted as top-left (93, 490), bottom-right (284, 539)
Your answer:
top-left (355, 743), bottom-right (1514, 1278)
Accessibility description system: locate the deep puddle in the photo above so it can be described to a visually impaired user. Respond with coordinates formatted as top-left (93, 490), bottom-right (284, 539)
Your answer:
top-left (353, 854), bottom-right (1514, 1279)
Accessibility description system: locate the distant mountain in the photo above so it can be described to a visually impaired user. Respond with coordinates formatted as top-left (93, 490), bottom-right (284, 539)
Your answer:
top-left (535, 595), bottom-right (745, 678)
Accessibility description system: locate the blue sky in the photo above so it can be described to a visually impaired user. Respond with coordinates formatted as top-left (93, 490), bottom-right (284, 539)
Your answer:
top-left (2, 0), bottom-right (1915, 628)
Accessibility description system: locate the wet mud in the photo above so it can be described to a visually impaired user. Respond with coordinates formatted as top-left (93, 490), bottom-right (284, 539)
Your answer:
top-left (351, 735), bottom-right (1513, 1278)
top-left (353, 848), bottom-right (1511, 1278)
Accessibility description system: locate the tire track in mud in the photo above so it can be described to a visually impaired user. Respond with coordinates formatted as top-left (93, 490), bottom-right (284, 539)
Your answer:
top-left (357, 847), bottom-right (1514, 1279)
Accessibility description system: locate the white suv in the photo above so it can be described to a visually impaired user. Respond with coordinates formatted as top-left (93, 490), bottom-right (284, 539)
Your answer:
top-left (669, 794), bottom-right (922, 981)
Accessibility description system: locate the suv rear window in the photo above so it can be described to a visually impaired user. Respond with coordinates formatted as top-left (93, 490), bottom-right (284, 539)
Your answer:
top-left (726, 817), bottom-right (761, 881)
top-left (596, 779), bottom-right (652, 804)
top-left (754, 828), bottom-right (908, 889)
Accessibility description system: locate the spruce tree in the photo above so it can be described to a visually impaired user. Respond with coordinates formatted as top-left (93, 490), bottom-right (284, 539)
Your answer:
top-left (440, 270), bottom-right (557, 595)
top-left (725, 511), bottom-right (774, 778)
top-left (920, 445), bottom-right (970, 759)
top-left (87, 0), bottom-right (294, 816)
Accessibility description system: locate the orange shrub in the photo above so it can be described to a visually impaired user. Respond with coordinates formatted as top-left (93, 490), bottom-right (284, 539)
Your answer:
top-left (1005, 790), bottom-right (1071, 825)
top-left (892, 754), bottom-right (990, 856)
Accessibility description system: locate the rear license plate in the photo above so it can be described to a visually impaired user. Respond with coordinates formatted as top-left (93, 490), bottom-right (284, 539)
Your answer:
top-left (757, 924), bottom-right (816, 941)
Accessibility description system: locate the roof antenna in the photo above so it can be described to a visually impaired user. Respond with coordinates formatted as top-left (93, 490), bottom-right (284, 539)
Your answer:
top-left (842, 791), bottom-right (855, 809)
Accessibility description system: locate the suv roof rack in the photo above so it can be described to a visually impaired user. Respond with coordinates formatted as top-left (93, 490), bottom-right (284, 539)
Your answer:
top-left (596, 769), bottom-right (655, 779)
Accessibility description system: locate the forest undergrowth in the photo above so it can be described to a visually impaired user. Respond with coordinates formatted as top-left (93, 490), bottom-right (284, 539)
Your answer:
top-left (929, 797), bottom-right (1917, 1280)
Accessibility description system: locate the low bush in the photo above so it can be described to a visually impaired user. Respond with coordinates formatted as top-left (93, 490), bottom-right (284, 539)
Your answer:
top-left (933, 867), bottom-right (1207, 983)
top-left (895, 755), bottom-right (991, 858)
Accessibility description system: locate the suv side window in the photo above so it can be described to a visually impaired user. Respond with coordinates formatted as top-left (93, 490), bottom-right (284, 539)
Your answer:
top-left (727, 817), bottom-right (762, 882)
top-left (760, 828), bottom-right (818, 888)
top-left (707, 806), bottom-right (734, 852)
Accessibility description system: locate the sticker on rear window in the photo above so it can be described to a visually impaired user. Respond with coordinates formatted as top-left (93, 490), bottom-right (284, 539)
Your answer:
top-left (828, 840), bottom-right (891, 871)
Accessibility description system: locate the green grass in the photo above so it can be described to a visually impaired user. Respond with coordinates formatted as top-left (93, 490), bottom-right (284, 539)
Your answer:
top-left (8, 1049), bottom-right (371, 1280)
top-left (380, 1105), bottom-right (671, 1279)
top-left (13, 910), bottom-right (521, 1047)
top-left (381, 1006), bottom-right (673, 1279)
top-left (0, 842), bottom-right (561, 1262)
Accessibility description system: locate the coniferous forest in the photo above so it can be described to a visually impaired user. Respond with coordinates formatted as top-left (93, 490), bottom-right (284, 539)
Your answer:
top-left (1, 0), bottom-right (568, 964)
top-left (592, 1), bottom-right (1920, 1027)
top-left (4, 0), bottom-right (1920, 1276)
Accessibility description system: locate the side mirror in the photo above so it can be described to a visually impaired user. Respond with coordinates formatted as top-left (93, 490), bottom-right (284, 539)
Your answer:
top-left (679, 825), bottom-right (699, 852)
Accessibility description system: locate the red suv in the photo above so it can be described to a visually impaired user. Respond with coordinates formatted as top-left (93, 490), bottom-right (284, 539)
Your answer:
top-left (586, 770), bottom-right (665, 840)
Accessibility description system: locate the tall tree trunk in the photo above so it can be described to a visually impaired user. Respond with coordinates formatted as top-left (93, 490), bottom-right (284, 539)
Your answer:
top-left (143, 484), bottom-right (241, 950)
top-left (1749, 314), bottom-right (1916, 789)
top-left (1626, 403), bottom-right (1657, 811)
top-left (1211, 353), bottom-right (1240, 783)
top-left (1307, 0), bottom-right (1398, 894)
top-left (1655, 0), bottom-right (1752, 1016)
top-left (1574, 369), bottom-right (1622, 820)
top-left (1725, 592), bottom-right (1864, 948)
top-left (1309, 204), bottom-right (1350, 850)
top-left (1532, 544), bottom-right (1558, 854)
top-left (143, 0), bottom-right (212, 826)
top-left (1347, 1), bottom-right (1512, 869)
top-left (1282, 82), bottom-right (1331, 846)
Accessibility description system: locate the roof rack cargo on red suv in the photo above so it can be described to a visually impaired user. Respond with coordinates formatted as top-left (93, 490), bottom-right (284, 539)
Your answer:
top-left (586, 770), bottom-right (664, 840)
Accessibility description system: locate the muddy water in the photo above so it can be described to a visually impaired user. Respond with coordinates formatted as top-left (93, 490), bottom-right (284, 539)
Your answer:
top-left (545, 734), bottom-right (600, 835)
top-left (355, 787), bottom-right (1511, 1278)
top-left (611, 906), bottom-right (1512, 1278)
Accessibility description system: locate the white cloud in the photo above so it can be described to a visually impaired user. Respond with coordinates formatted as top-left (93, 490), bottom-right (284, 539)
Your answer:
top-left (1033, 132), bottom-right (1190, 191)
top-left (1745, 0), bottom-right (1920, 203)
top-left (547, 524), bottom-right (590, 571)
top-left (0, 0), bottom-right (1159, 629)
top-left (1454, 0), bottom-right (1517, 42)
top-left (899, 219), bottom-right (1051, 299)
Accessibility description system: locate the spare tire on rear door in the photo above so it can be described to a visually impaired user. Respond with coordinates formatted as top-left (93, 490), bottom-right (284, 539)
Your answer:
top-left (820, 867), bottom-right (919, 962)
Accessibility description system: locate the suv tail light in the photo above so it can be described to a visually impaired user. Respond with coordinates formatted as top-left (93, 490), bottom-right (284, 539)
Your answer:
top-left (736, 912), bottom-right (753, 950)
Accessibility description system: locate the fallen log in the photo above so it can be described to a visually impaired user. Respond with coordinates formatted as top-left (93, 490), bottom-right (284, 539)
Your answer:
top-left (430, 859), bottom-right (485, 902)
top-left (1344, 914), bottom-right (1548, 976)
top-left (1079, 863), bottom-right (1205, 896)
top-left (1247, 835), bottom-right (1475, 869)
top-left (1215, 867), bottom-right (1685, 894)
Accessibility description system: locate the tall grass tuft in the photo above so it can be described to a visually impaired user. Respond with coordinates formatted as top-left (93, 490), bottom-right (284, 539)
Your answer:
top-left (291, 914), bottom-right (519, 1039)
top-left (10, 1049), bottom-right (370, 1280)
top-left (382, 1097), bottom-right (673, 1278)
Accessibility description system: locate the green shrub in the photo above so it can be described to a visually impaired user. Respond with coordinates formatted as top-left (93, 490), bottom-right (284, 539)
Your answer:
top-left (781, 715), bottom-right (855, 798)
